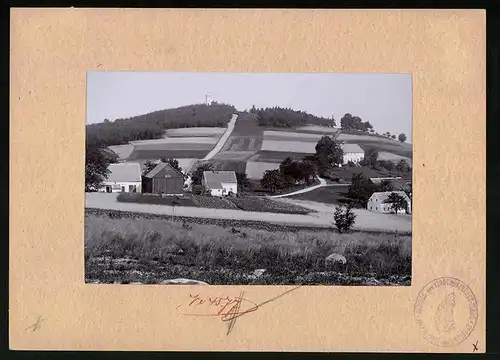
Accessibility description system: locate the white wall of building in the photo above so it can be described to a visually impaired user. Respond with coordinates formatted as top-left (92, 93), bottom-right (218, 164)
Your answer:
top-left (209, 188), bottom-right (223, 196)
top-left (367, 199), bottom-right (410, 214)
top-left (221, 182), bottom-right (237, 195)
top-left (99, 181), bottom-right (142, 193)
top-left (208, 183), bottom-right (237, 197)
top-left (343, 152), bottom-right (364, 164)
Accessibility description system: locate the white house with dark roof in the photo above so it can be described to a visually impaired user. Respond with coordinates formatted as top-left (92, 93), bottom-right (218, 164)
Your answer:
top-left (202, 170), bottom-right (238, 197)
top-left (367, 191), bottom-right (411, 214)
top-left (341, 143), bottom-right (365, 164)
top-left (98, 162), bottom-right (142, 193)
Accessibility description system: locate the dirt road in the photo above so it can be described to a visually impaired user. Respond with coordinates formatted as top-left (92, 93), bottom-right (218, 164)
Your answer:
top-left (85, 193), bottom-right (411, 232)
top-left (202, 113), bottom-right (238, 161)
top-left (270, 176), bottom-right (327, 198)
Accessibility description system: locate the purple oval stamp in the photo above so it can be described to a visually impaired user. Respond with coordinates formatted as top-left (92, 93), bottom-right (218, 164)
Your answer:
top-left (414, 277), bottom-right (478, 347)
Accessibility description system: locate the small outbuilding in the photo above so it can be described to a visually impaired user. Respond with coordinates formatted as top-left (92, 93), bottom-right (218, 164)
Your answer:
top-left (202, 170), bottom-right (238, 197)
top-left (142, 162), bottom-right (185, 195)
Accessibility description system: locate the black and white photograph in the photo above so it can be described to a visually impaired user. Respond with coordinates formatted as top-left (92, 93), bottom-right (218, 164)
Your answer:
top-left (85, 72), bottom-right (412, 286)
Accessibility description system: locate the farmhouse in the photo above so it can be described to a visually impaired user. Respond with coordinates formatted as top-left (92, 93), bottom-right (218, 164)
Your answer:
top-left (367, 191), bottom-right (411, 214)
top-left (142, 162), bottom-right (185, 196)
top-left (341, 143), bottom-right (364, 164)
top-left (99, 163), bottom-right (142, 193)
top-left (202, 170), bottom-right (238, 197)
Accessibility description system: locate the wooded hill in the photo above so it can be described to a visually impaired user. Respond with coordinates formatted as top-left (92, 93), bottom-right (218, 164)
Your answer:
top-left (86, 103), bottom-right (237, 148)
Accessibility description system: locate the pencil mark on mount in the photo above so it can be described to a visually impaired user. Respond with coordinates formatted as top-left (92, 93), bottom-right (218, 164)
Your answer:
top-left (84, 72), bottom-right (412, 286)
top-left (226, 291), bottom-right (245, 335)
top-left (25, 316), bottom-right (44, 332)
top-left (178, 285), bottom-right (301, 335)
top-left (473, 341), bottom-right (478, 352)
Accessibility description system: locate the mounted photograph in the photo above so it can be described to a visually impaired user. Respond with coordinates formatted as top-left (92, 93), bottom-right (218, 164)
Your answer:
top-left (85, 72), bottom-right (413, 286)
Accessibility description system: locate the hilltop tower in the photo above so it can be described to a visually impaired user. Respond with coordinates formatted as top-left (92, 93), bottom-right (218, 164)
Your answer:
top-left (205, 94), bottom-right (212, 105)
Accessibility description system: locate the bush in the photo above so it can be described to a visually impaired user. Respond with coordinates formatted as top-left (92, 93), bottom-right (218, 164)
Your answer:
top-left (333, 204), bottom-right (356, 233)
top-left (347, 161), bottom-right (355, 167)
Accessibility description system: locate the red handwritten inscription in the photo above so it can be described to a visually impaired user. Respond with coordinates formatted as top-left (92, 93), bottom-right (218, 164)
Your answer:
top-left (180, 293), bottom-right (259, 321)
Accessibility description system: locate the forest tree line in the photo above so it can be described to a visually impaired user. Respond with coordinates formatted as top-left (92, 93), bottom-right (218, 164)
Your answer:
top-left (86, 103), bottom-right (236, 148)
top-left (249, 106), bottom-right (334, 128)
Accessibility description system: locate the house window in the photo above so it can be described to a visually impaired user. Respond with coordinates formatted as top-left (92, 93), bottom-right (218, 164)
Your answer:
top-left (121, 186), bottom-right (125, 192)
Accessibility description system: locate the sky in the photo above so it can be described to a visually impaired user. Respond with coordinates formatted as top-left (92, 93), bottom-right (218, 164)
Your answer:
top-left (87, 72), bottom-right (412, 141)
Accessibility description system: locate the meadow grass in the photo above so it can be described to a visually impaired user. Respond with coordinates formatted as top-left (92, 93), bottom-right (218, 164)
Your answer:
top-left (85, 213), bottom-right (411, 285)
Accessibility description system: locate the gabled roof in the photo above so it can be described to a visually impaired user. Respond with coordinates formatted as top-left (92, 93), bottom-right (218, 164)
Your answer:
top-left (203, 171), bottom-right (237, 189)
top-left (144, 162), bottom-right (184, 179)
top-left (368, 191), bottom-right (410, 203)
top-left (106, 163), bottom-right (142, 182)
top-left (341, 143), bottom-right (364, 153)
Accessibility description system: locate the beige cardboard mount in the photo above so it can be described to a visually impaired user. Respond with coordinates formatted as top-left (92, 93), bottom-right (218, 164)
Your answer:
top-left (10, 9), bottom-right (485, 352)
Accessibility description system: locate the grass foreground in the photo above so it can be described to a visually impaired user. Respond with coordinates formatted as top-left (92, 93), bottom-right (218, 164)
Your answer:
top-left (85, 211), bottom-right (412, 286)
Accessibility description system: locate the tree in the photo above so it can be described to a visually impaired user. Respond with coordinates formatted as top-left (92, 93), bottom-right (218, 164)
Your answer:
top-left (160, 157), bottom-right (184, 175)
top-left (340, 113), bottom-right (372, 132)
top-left (191, 162), bottom-right (214, 185)
top-left (391, 134), bottom-right (397, 139)
top-left (404, 182), bottom-right (412, 200)
top-left (142, 160), bottom-right (157, 176)
top-left (298, 160), bottom-right (318, 184)
top-left (384, 192), bottom-right (408, 214)
top-left (236, 172), bottom-right (251, 190)
top-left (363, 148), bottom-right (379, 168)
top-left (331, 115), bottom-right (337, 128)
top-left (347, 173), bottom-right (376, 207)
top-left (279, 157), bottom-right (304, 185)
top-left (261, 169), bottom-right (285, 193)
top-left (85, 147), bottom-right (114, 191)
top-left (398, 133), bottom-right (407, 142)
top-left (315, 136), bottom-right (344, 169)
top-left (333, 203), bottom-right (357, 233)
top-left (379, 179), bottom-right (393, 192)
top-left (377, 160), bottom-right (395, 172)
top-left (396, 159), bottom-right (410, 175)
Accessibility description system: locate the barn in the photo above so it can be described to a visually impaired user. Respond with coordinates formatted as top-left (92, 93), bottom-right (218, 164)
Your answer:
top-left (142, 162), bottom-right (185, 195)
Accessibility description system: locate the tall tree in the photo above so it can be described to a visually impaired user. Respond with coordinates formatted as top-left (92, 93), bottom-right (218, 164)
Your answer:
top-left (333, 203), bottom-right (357, 233)
top-left (85, 147), bottom-right (115, 191)
top-left (378, 179), bottom-right (393, 192)
top-left (191, 162), bottom-right (214, 185)
top-left (160, 157), bottom-right (184, 174)
top-left (384, 192), bottom-right (408, 214)
top-left (398, 133), bottom-right (407, 142)
top-left (363, 148), bottom-right (379, 168)
top-left (347, 173), bottom-right (376, 207)
top-left (236, 172), bottom-right (251, 190)
top-left (261, 169), bottom-right (285, 193)
top-left (315, 136), bottom-right (344, 169)
top-left (142, 160), bottom-right (157, 176)
top-left (298, 160), bottom-right (318, 184)
top-left (396, 159), bottom-right (410, 175)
